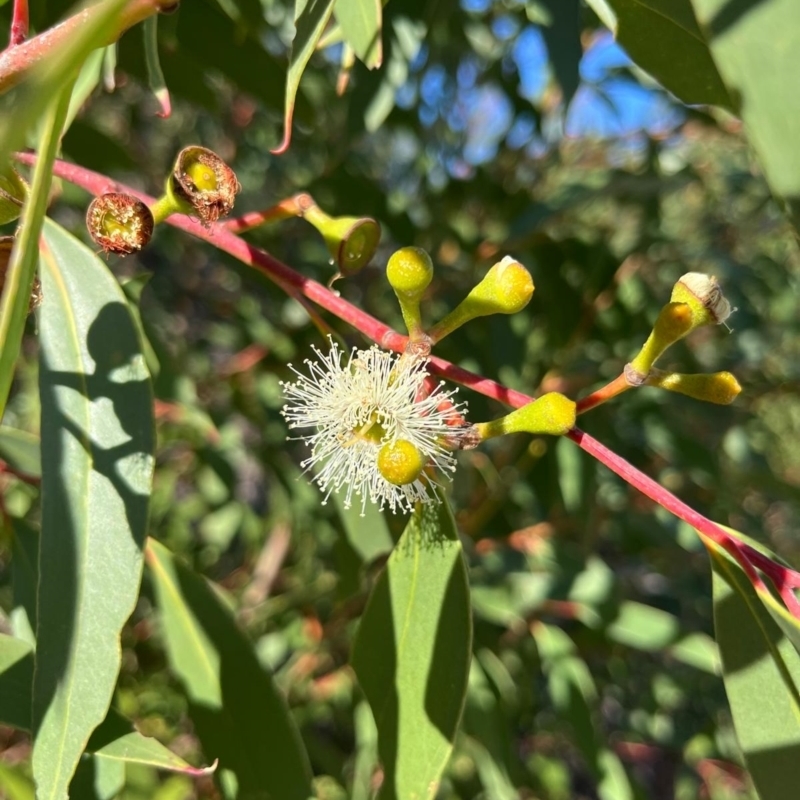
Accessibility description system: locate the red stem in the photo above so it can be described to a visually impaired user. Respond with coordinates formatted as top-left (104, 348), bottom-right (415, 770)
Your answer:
top-left (21, 153), bottom-right (800, 618)
top-left (9, 0), bottom-right (29, 47)
top-left (567, 428), bottom-right (800, 618)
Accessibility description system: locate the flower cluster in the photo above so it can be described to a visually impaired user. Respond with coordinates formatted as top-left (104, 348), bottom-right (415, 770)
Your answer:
top-left (281, 339), bottom-right (465, 515)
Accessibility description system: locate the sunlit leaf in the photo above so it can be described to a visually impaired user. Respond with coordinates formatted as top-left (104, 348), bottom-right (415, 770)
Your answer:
top-left (690, 0), bottom-right (800, 231)
top-left (334, 0), bottom-right (383, 69)
top-left (585, 0), bottom-right (732, 108)
top-left (711, 541), bottom-right (800, 800)
top-left (32, 219), bottom-right (154, 800)
top-left (272, 0), bottom-right (337, 154)
top-left (351, 493), bottom-right (472, 800)
top-left (146, 538), bottom-right (313, 800)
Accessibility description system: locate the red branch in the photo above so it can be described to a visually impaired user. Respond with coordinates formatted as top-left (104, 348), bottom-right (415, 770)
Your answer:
top-left (9, 0), bottom-right (29, 47)
top-left (20, 153), bottom-right (800, 619)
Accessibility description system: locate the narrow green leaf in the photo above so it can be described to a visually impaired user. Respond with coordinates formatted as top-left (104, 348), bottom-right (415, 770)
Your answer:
top-left (146, 538), bottom-right (313, 800)
top-left (711, 542), bottom-right (800, 800)
top-left (0, 763), bottom-right (35, 800)
top-left (0, 81), bottom-right (73, 421)
top-left (0, 0), bottom-right (129, 165)
top-left (351, 494), bottom-right (472, 800)
top-left (538, 0), bottom-right (581, 105)
top-left (0, 425), bottom-right (41, 477)
top-left (690, 0), bottom-right (800, 231)
top-left (32, 219), bottom-right (155, 800)
top-left (334, 0), bottom-right (383, 69)
top-left (272, 0), bottom-right (337, 154)
top-left (11, 518), bottom-right (39, 645)
top-left (0, 633), bottom-right (34, 730)
top-left (586, 0), bottom-right (732, 108)
top-left (143, 16), bottom-right (171, 118)
top-left (93, 732), bottom-right (216, 775)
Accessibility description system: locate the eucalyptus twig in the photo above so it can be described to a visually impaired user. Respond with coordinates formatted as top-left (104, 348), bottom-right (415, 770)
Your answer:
top-left (8, 0), bottom-right (29, 47)
top-left (0, 0), bottom-right (174, 93)
top-left (25, 153), bottom-right (800, 619)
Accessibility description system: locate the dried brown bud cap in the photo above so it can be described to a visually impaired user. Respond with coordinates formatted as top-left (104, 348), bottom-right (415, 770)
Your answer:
top-left (0, 236), bottom-right (42, 312)
top-left (170, 146), bottom-right (240, 225)
top-left (86, 194), bottom-right (154, 255)
top-left (671, 272), bottom-right (733, 325)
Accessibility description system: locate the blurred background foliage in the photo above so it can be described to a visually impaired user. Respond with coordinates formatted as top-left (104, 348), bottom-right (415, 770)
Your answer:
top-left (1, 0), bottom-right (799, 798)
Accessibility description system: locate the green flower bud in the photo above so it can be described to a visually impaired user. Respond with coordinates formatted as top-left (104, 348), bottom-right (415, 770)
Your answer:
top-left (475, 392), bottom-right (576, 440)
top-left (0, 236), bottom-right (42, 312)
top-left (387, 247), bottom-right (434, 297)
top-left (162, 146), bottom-right (240, 225)
top-left (429, 255), bottom-right (534, 343)
top-left (377, 439), bottom-right (426, 486)
top-left (86, 193), bottom-right (154, 255)
top-left (645, 369), bottom-right (742, 405)
top-left (670, 272), bottom-right (733, 327)
top-left (386, 247), bottom-right (434, 339)
top-left (303, 202), bottom-right (381, 278)
top-left (0, 167), bottom-right (27, 225)
top-left (627, 301), bottom-right (694, 379)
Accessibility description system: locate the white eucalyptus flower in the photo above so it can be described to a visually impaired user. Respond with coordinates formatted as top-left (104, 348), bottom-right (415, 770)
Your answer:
top-left (280, 338), bottom-right (466, 515)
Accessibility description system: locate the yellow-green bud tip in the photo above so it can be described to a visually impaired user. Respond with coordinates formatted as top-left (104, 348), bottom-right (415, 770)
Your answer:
top-left (646, 370), bottom-right (742, 405)
top-left (671, 272), bottom-right (733, 326)
top-left (476, 392), bottom-right (576, 440)
top-left (387, 247), bottom-right (434, 297)
top-left (469, 255), bottom-right (534, 315)
top-left (377, 439), bottom-right (426, 485)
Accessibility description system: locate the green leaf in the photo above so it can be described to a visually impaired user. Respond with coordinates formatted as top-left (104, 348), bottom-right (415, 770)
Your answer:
top-left (32, 219), bottom-right (155, 800)
top-left (331, 487), bottom-right (394, 564)
top-left (0, 0), bottom-right (130, 165)
top-left (689, 0), bottom-right (800, 233)
top-left (711, 541), bottom-right (800, 800)
top-left (606, 600), bottom-right (680, 650)
top-left (351, 494), bottom-right (472, 800)
top-left (0, 81), bottom-right (73, 421)
top-left (146, 538), bottom-right (313, 800)
top-left (0, 763), bottom-right (35, 800)
top-left (93, 732), bottom-right (216, 775)
top-left (538, 0), bottom-right (581, 105)
top-left (272, 0), bottom-right (337, 154)
top-left (0, 633), bottom-right (34, 730)
top-left (533, 624), bottom-right (635, 800)
top-left (334, 0), bottom-right (383, 69)
top-left (0, 425), bottom-right (41, 477)
top-left (586, 0), bottom-right (732, 108)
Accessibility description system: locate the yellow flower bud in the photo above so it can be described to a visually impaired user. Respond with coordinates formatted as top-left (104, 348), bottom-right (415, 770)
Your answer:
top-left (475, 393), bottom-right (576, 440)
top-left (429, 255), bottom-right (534, 343)
top-left (377, 439), bottom-right (426, 486)
top-left (387, 247), bottom-right (434, 297)
top-left (386, 247), bottom-right (434, 338)
top-left (645, 369), bottom-right (742, 405)
top-left (86, 193), bottom-right (154, 256)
